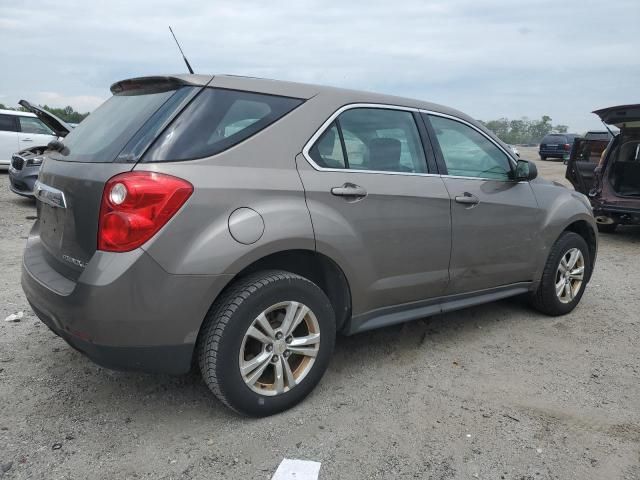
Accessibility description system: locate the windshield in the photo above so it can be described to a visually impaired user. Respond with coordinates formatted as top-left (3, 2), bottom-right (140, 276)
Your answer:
top-left (49, 87), bottom-right (184, 163)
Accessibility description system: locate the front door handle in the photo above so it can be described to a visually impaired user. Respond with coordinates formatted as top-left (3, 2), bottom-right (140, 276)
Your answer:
top-left (331, 183), bottom-right (367, 199)
top-left (454, 192), bottom-right (479, 205)
top-left (21, 138), bottom-right (33, 142)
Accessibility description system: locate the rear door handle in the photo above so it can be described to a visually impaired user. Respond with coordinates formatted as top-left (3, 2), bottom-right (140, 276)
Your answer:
top-left (21, 138), bottom-right (33, 142)
top-left (454, 192), bottom-right (479, 205)
top-left (331, 183), bottom-right (367, 199)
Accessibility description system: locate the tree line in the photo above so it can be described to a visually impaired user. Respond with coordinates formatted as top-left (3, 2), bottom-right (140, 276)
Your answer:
top-left (479, 116), bottom-right (569, 145)
top-left (0, 103), bottom-right (89, 124)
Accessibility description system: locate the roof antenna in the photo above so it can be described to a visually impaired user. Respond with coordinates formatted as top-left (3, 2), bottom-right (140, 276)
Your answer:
top-left (169, 26), bottom-right (194, 74)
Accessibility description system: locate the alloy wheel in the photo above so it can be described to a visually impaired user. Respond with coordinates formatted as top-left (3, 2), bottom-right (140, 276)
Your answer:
top-left (239, 301), bottom-right (320, 396)
top-left (555, 248), bottom-right (585, 304)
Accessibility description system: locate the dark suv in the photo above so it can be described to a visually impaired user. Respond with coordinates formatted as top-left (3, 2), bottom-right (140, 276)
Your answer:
top-left (566, 105), bottom-right (640, 232)
top-left (22, 74), bottom-right (597, 416)
top-left (539, 133), bottom-right (581, 161)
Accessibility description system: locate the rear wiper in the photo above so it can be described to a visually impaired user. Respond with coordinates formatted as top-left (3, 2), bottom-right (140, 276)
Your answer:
top-left (47, 139), bottom-right (69, 155)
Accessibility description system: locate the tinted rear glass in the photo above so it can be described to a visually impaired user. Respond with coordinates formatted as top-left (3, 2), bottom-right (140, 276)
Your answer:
top-left (143, 88), bottom-right (303, 162)
top-left (542, 134), bottom-right (567, 144)
top-left (0, 114), bottom-right (17, 132)
top-left (49, 87), bottom-right (181, 163)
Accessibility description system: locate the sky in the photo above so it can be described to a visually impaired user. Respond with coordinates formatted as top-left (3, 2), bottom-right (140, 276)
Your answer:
top-left (1, 0), bottom-right (638, 132)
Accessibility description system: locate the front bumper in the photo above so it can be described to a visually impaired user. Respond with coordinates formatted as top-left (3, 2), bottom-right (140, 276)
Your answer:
top-left (9, 164), bottom-right (39, 197)
top-left (21, 223), bottom-right (232, 374)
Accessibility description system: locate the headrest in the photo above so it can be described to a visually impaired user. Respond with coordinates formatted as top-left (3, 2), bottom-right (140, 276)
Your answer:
top-left (368, 137), bottom-right (401, 171)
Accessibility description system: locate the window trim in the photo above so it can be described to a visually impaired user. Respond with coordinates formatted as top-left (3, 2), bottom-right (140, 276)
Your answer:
top-left (302, 103), bottom-right (517, 179)
top-left (302, 103), bottom-right (437, 177)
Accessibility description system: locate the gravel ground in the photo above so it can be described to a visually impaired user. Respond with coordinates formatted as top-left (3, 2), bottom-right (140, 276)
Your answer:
top-left (1, 149), bottom-right (639, 479)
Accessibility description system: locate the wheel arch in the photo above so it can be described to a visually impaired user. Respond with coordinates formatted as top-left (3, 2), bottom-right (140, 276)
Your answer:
top-left (561, 219), bottom-right (598, 282)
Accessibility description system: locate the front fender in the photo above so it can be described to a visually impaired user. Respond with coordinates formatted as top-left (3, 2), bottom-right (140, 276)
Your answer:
top-left (530, 180), bottom-right (597, 284)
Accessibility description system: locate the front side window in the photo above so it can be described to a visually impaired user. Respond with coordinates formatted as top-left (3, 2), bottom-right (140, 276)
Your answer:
top-left (428, 115), bottom-right (512, 180)
top-left (0, 114), bottom-right (17, 132)
top-left (309, 108), bottom-right (427, 173)
top-left (144, 88), bottom-right (303, 162)
top-left (19, 116), bottom-right (54, 135)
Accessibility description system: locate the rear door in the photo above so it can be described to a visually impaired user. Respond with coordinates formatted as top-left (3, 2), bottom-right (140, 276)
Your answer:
top-left (0, 114), bottom-right (19, 164)
top-left (424, 113), bottom-right (542, 294)
top-left (566, 138), bottom-right (609, 193)
top-left (297, 106), bottom-right (451, 316)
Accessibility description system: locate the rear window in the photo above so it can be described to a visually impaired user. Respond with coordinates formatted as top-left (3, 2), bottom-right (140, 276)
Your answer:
top-left (143, 88), bottom-right (303, 162)
top-left (542, 134), bottom-right (567, 144)
top-left (49, 87), bottom-right (184, 163)
top-left (0, 114), bottom-right (17, 132)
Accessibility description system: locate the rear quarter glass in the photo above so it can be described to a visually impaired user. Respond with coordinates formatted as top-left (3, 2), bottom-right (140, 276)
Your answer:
top-left (142, 88), bottom-right (303, 162)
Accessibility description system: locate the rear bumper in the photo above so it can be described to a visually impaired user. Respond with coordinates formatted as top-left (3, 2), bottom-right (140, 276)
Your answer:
top-left (539, 149), bottom-right (568, 158)
top-left (21, 222), bottom-right (232, 374)
top-left (593, 204), bottom-right (640, 225)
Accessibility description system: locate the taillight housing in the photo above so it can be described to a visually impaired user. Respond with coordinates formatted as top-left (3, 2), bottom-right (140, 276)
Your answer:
top-left (98, 171), bottom-right (193, 252)
top-left (564, 143), bottom-right (571, 151)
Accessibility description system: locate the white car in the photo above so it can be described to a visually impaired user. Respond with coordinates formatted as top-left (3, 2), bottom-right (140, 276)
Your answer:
top-left (0, 108), bottom-right (59, 169)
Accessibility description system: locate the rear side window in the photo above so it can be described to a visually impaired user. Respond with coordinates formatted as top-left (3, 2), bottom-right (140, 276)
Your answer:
top-left (0, 114), bottom-right (17, 132)
top-left (308, 122), bottom-right (346, 169)
top-left (143, 88), bottom-right (303, 162)
top-left (308, 107), bottom-right (427, 173)
top-left (19, 116), bottom-right (54, 135)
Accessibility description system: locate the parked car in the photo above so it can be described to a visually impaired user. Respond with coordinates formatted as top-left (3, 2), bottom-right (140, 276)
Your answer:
top-left (0, 106), bottom-right (63, 169)
top-left (22, 74), bottom-right (598, 416)
top-left (8, 101), bottom-right (72, 197)
top-left (539, 133), bottom-right (581, 161)
top-left (566, 105), bottom-right (640, 233)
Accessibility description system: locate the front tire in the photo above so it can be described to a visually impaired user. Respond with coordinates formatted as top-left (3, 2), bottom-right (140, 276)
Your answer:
top-left (530, 232), bottom-right (591, 316)
top-left (197, 270), bottom-right (335, 417)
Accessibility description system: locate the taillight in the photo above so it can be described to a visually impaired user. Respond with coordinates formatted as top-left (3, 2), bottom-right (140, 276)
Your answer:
top-left (564, 143), bottom-right (571, 151)
top-left (98, 172), bottom-right (193, 252)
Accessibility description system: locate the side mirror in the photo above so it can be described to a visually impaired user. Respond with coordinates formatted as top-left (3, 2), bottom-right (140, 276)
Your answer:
top-left (514, 159), bottom-right (537, 181)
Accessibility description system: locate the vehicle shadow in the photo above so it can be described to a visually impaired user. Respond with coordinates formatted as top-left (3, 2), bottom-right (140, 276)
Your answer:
top-left (32, 295), bottom-right (534, 425)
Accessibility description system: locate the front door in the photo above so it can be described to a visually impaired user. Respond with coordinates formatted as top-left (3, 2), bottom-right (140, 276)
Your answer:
top-left (298, 106), bottom-right (452, 316)
top-left (425, 113), bottom-right (542, 294)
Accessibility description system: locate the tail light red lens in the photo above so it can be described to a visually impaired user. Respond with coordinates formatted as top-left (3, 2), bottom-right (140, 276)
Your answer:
top-left (98, 172), bottom-right (193, 252)
top-left (564, 143), bottom-right (571, 151)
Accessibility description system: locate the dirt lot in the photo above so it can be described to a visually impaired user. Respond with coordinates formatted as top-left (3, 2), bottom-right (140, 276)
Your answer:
top-left (1, 149), bottom-right (639, 479)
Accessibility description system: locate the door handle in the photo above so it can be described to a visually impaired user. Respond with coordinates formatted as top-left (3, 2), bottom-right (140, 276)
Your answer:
top-left (21, 138), bottom-right (33, 142)
top-left (331, 183), bottom-right (367, 199)
top-left (454, 192), bottom-right (479, 205)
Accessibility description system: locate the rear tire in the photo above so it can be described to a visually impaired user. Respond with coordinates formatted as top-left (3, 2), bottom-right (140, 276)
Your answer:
top-left (597, 223), bottom-right (617, 233)
top-left (197, 270), bottom-right (335, 417)
top-left (530, 232), bottom-right (591, 316)
top-left (540, 155), bottom-right (547, 160)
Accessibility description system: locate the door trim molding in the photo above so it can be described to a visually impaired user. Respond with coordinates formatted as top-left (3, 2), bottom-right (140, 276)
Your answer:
top-left (344, 282), bottom-right (533, 335)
